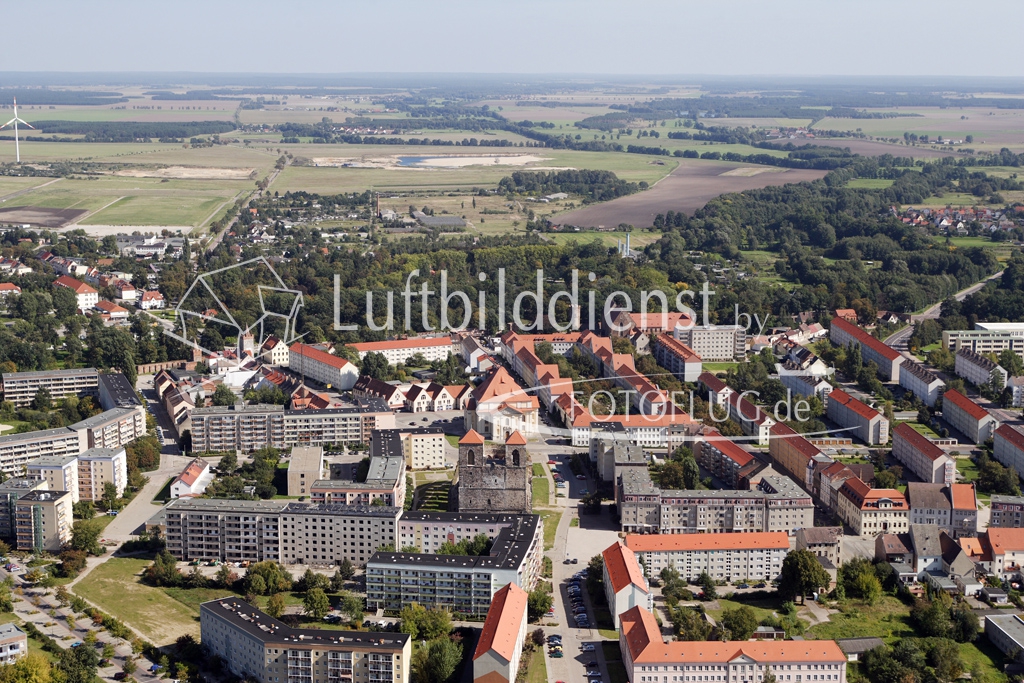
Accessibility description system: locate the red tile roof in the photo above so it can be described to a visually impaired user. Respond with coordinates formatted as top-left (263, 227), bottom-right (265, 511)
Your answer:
top-left (504, 430), bottom-right (527, 446)
top-left (53, 275), bottom-right (96, 294)
top-left (655, 334), bottom-right (701, 362)
top-left (140, 290), bottom-right (164, 301)
top-left (893, 422), bottom-right (944, 461)
top-left (459, 429), bottom-right (484, 445)
top-left (289, 342), bottom-right (352, 370)
top-left (0, 283), bottom-right (20, 293)
top-left (997, 424), bottom-right (1024, 452)
top-left (473, 583), bottom-right (528, 662)
top-left (619, 606), bottom-right (844, 664)
top-left (769, 422), bottom-right (822, 459)
top-left (174, 458), bottom-right (208, 487)
top-left (602, 542), bottom-right (648, 595)
top-left (986, 527), bottom-right (1024, 556)
top-left (942, 389), bottom-right (990, 422)
top-left (95, 300), bottom-right (127, 314)
top-left (349, 336), bottom-right (452, 352)
top-left (839, 477), bottom-right (907, 510)
top-left (830, 317), bottom-right (901, 362)
top-left (626, 532), bottom-right (789, 553)
top-left (698, 371), bottom-right (729, 394)
top-left (703, 430), bottom-right (754, 468)
top-left (828, 388), bottom-right (881, 421)
top-left (950, 483), bottom-right (977, 511)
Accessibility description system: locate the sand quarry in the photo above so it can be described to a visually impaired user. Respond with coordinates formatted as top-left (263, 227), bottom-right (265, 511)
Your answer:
top-left (113, 166), bottom-right (256, 180)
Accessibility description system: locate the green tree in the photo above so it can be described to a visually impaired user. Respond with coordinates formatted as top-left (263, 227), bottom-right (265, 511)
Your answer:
top-left (1000, 349), bottom-right (1024, 377)
top-left (778, 549), bottom-right (831, 602)
top-left (527, 589), bottom-right (553, 621)
top-left (338, 558), bottom-right (355, 581)
top-left (425, 638), bottom-right (463, 683)
top-left (101, 481), bottom-right (119, 510)
top-left (216, 563), bottom-right (234, 588)
top-left (211, 384), bottom-right (237, 406)
top-left (338, 591), bottom-right (365, 623)
top-left (361, 352), bottom-right (390, 381)
top-left (0, 652), bottom-right (52, 683)
top-left (70, 519), bottom-right (103, 555)
top-left (303, 587), bottom-right (331, 620)
top-left (721, 605), bottom-right (759, 641)
top-left (697, 571), bottom-right (717, 600)
top-left (31, 387), bottom-right (52, 411)
top-left (57, 641), bottom-right (99, 683)
top-left (840, 558), bottom-right (881, 604)
top-left (266, 593), bottom-right (286, 619)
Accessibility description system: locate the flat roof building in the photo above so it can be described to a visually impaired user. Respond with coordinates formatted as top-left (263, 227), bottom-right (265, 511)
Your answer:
top-left (287, 446), bottom-right (324, 497)
top-left (1, 368), bottom-right (99, 407)
top-left (15, 489), bottom-right (72, 552)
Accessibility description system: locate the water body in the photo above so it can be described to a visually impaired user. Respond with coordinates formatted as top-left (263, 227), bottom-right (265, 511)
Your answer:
top-left (396, 156), bottom-right (436, 166)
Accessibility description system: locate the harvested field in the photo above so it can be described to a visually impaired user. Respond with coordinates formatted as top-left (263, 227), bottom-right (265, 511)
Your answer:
top-left (0, 205), bottom-right (88, 228)
top-left (555, 160), bottom-right (825, 228)
top-left (113, 165), bottom-right (256, 180)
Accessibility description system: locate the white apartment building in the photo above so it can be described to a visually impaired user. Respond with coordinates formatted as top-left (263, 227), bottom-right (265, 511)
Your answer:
top-left (288, 343), bottom-right (359, 390)
top-left (652, 334), bottom-right (702, 382)
top-left (892, 423), bottom-right (955, 485)
top-left (826, 388), bottom-right (889, 446)
top-left (15, 489), bottom-right (73, 553)
top-left (602, 541), bottom-right (651, 629)
top-left (995, 425), bottom-right (1024, 475)
top-left (673, 324), bottom-right (745, 361)
top-left (77, 447), bottom-right (128, 501)
top-left (899, 361), bottom-right (945, 408)
top-left (348, 337), bottom-right (453, 366)
top-left (53, 275), bottom-right (98, 312)
top-left (26, 454), bottom-right (80, 504)
top-left (942, 389), bottom-right (998, 444)
top-left (70, 407), bottom-right (145, 451)
top-left (944, 323), bottom-right (1024, 360)
top-left (625, 532), bottom-right (790, 582)
top-left (0, 428), bottom-right (81, 478)
top-left (955, 347), bottom-right (1008, 388)
top-left (1, 368), bottom-right (99, 407)
top-left (829, 317), bottom-right (904, 381)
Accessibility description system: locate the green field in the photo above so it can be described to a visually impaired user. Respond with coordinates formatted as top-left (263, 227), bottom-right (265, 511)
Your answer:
top-left (538, 509), bottom-right (559, 550)
top-left (73, 557), bottom-right (201, 644)
top-left (532, 475), bottom-right (550, 507)
top-left (545, 231), bottom-right (662, 249)
top-left (847, 178), bottom-right (895, 189)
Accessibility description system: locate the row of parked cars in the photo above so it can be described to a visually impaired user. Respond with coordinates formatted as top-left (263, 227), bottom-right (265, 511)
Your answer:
top-left (567, 571), bottom-right (589, 628)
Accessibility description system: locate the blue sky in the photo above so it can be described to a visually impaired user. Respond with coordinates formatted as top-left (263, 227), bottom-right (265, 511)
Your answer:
top-left (7, 0), bottom-right (1024, 77)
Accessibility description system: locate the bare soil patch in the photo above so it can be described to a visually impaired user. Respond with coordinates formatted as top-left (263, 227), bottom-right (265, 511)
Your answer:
top-left (0, 205), bottom-right (88, 228)
top-left (113, 166), bottom-right (256, 180)
top-left (555, 161), bottom-right (826, 228)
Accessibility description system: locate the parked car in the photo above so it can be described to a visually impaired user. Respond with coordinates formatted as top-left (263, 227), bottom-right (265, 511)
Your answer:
top-left (737, 583), bottom-right (749, 589)
top-left (587, 671), bottom-right (602, 677)
top-left (581, 644), bottom-right (596, 652)
top-left (576, 474), bottom-right (586, 480)
top-left (572, 558), bottom-right (579, 564)
top-left (755, 582), bottom-right (767, 589)
top-left (548, 460), bottom-right (558, 465)
top-left (586, 661), bottom-right (598, 667)
top-left (549, 651), bottom-right (563, 658)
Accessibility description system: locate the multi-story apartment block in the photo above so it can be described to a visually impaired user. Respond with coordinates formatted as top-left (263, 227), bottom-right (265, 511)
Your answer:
top-left (943, 323), bottom-right (1024, 360)
top-left (77, 447), bottom-right (128, 501)
top-left (795, 527), bottom-right (842, 567)
top-left (310, 454), bottom-right (406, 507)
top-left (955, 347), bottom-right (1008, 387)
top-left (473, 583), bottom-right (528, 683)
top-left (780, 370), bottom-right (833, 403)
top-left (0, 478), bottom-right (46, 540)
top-left (652, 334), bottom-right (702, 382)
top-left (906, 482), bottom-right (978, 537)
top-left (163, 498), bottom-right (286, 564)
top-left (371, 427), bottom-right (446, 470)
top-left (695, 431), bottom-right (755, 488)
top-left (0, 428), bottom-right (81, 477)
top-left (994, 424), bottom-right (1024, 475)
top-left (71, 407), bottom-right (145, 451)
top-left (826, 388), bottom-right (889, 445)
top-left (162, 497), bottom-right (402, 567)
top-left (200, 599), bottom-right (411, 683)
top-left (397, 511), bottom-right (538, 556)
top-left (767, 422), bottom-right (823, 494)
top-left (991, 495), bottom-right (1024, 528)
top-left (288, 343), bottom-right (360, 391)
top-left (365, 515), bottom-right (542, 617)
top-left (602, 541), bottom-right (651, 629)
top-left (348, 336), bottom-right (453, 366)
top-left (97, 372), bottom-right (144, 415)
top-left (837, 477), bottom-right (908, 536)
top-left (287, 446), bottom-right (325, 497)
top-left (942, 389), bottom-right (998, 444)
top-left (278, 503), bottom-right (401, 566)
top-left (725, 391), bottom-right (775, 445)
top-left (190, 401), bottom-right (396, 453)
top-left (15, 489), bottom-right (72, 552)
top-left (673, 324), bottom-right (745, 361)
top-left (618, 606), bottom-right (846, 683)
top-left (829, 317), bottom-right (904, 381)
top-left (26, 454), bottom-right (79, 504)
top-left (899, 361), bottom-right (945, 408)
top-left (892, 422), bottom-right (955, 485)
top-left (1, 368), bottom-right (99, 407)
top-left (616, 468), bottom-right (812, 535)
top-left (625, 532), bottom-right (790, 582)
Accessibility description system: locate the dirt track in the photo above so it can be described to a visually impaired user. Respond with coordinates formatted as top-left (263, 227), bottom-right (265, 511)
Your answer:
top-left (555, 161), bottom-right (826, 228)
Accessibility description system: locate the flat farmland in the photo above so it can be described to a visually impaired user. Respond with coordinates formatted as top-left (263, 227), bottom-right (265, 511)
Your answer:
top-left (0, 176), bottom-right (57, 197)
top-left (17, 103), bottom-right (238, 123)
top-left (555, 160), bottom-right (826, 228)
top-left (274, 148), bottom-right (679, 193)
top-left (0, 140), bottom-right (189, 164)
top-left (764, 137), bottom-right (954, 159)
top-left (11, 176), bottom-right (250, 229)
top-left (812, 107), bottom-right (1024, 147)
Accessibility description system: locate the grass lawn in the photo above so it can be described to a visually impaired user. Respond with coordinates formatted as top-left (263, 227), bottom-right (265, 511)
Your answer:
top-left (532, 476), bottom-right (550, 507)
top-left (956, 457), bottom-right (980, 483)
top-left (163, 586), bottom-right (239, 613)
top-left (72, 557), bottom-right (201, 644)
top-left (808, 596), bottom-right (916, 641)
top-left (705, 597), bottom-right (789, 625)
top-left (415, 481), bottom-right (450, 512)
top-left (445, 434), bottom-right (460, 448)
top-left (532, 463), bottom-right (545, 476)
top-left (151, 477), bottom-right (174, 504)
top-left (527, 649), bottom-right (547, 683)
top-left (960, 638), bottom-right (1008, 683)
top-left (703, 362), bottom-right (739, 374)
top-left (847, 178), bottom-right (895, 189)
top-left (0, 421), bottom-right (36, 435)
top-left (538, 510), bottom-right (559, 550)
top-left (896, 420), bottom-right (941, 439)
top-left (598, 628), bottom-right (619, 640)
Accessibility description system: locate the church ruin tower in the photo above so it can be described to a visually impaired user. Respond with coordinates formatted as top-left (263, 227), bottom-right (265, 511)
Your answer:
top-left (457, 429), bottom-right (531, 513)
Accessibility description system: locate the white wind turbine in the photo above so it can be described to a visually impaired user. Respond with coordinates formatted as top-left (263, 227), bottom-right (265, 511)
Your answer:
top-left (0, 98), bottom-right (34, 163)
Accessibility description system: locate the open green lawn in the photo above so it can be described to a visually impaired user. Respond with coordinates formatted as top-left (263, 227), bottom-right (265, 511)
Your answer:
top-left (545, 231), bottom-right (663, 250)
top-left (0, 421), bottom-right (36, 435)
top-left (538, 509), bottom-right (559, 550)
top-left (152, 477), bottom-right (174, 504)
top-left (445, 434), bottom-right (460, 448)
top-left (532, 476), bottom-right (550, 507)
top-left (527, 649), bottom-right (547, 683)
top-left (72, 557), bottom-right (200, 644)
top-left (896, 420), bottom-right (941, 439)
top-left (703, 362), bottom-right (739, 373)
top-left (808, 596), bottom-right (917, 641)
